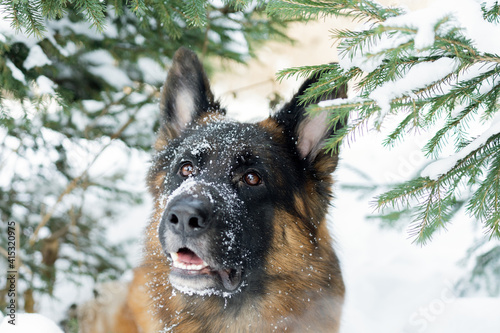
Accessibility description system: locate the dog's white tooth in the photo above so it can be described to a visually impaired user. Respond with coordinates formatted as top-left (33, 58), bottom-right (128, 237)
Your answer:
top-left (170, 254), bottom-right (207, 271)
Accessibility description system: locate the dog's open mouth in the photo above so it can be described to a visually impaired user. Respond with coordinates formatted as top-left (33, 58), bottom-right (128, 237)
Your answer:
top-left (169, 247), bottom-right (242, 291)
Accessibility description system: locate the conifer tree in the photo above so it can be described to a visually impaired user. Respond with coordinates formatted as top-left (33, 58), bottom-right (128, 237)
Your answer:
top-left (268, 0), bottom-right (500, 295)
top-left (0, 0), bottom-right (289, 314)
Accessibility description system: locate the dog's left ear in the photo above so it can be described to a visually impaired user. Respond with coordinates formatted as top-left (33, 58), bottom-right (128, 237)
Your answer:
top-left (273, 75), bottom-right (347, 165)
top-left (158, 47), bottom-right (223, 142)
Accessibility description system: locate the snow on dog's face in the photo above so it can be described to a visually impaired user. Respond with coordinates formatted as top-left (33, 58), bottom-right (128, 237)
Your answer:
top-left (145, 48), bottom-right (345, 303)
top-left (153, 120), bottom-right (277, 294)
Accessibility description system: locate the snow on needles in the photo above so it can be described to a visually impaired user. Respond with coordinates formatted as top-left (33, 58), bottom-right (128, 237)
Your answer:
top-left (23, 45), bottom-right (52, 70)
top-left (421, 113), bottom-right (500, 180)
top-left (82, 50), bottom-right (133, 90)
top-left (370, 57), bottom-right (459, 121)
top-left (339, 0), bottom-right (500, 117)
top-left (402, 0), bottom-right (500, 56)
top-left (6, 60), bottom-right (26, 84)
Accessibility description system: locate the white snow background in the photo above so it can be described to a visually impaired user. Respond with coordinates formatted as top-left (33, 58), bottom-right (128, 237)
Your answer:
top-left (2, 0), bottom-right (500, 331)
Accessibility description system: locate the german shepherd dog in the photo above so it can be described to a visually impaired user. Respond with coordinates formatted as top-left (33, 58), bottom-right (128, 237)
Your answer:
top-left (99, 48), bottom-right (346, 333)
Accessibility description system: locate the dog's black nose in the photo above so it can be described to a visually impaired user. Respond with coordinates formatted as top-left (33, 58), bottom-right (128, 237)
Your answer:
top-left (165, 199), bottom-right (210, 237)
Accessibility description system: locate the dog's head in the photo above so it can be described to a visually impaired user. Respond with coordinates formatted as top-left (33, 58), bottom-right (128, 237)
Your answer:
top-left (146, 48), bottom-right (345, 297)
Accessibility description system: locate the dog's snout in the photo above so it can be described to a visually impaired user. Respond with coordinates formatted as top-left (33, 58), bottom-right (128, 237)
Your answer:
top-left (165, 199), bottom-right (211, 237)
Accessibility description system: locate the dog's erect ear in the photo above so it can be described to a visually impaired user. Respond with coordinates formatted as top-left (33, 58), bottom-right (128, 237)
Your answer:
top-left (273, 75), bottom-right (347, 163)
top-left (159, 47), bottom-right (222, 140)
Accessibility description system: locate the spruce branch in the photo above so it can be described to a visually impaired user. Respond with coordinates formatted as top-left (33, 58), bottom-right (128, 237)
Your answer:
top-left (183, 0), bottom-right (208, 27)
top-left (377, 177), bottom-right (437, 211)
top-left (40, 0), bottom-right (67, 20)
top-left (267, 0), bottom-right (401, 22)
top-left (482, 2), bottom-right (500, 23)
top-left (128, 0), bottom-right (147, 14)
top-left (468, 146), bottom-right (500, 237)
top-left (4, 0), bottom-right (47, 38)
top-left (276, 63), bottom-right (340, 82)
top-left (74, 0), bottom-right (107, 32)
top-left (222, 0), bottom-right (250, 11)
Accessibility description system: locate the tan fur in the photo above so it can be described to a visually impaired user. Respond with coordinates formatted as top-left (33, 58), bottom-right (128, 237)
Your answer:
top-left (78, 282), bottom-right (137, 333)
top-left (123, 267), bottom-right (160, 333)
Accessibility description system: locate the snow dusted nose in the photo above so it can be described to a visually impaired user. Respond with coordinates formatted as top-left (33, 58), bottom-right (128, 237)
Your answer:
top-left (163, 196), bottom-right (212, 238)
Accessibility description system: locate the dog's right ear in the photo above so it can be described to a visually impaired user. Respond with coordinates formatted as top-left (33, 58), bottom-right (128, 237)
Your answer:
top-left (157, 47), bottom-right (223, 146)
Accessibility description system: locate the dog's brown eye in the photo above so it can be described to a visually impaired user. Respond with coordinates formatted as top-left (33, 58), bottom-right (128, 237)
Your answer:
top-left (243, 172), bottom-right (261, 186)
top-left (180, 162), bottom-right (194, 177)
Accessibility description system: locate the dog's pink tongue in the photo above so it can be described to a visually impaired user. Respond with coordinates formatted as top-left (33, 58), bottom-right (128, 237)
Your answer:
top-left (177, 248), bottom-right (204, 265)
